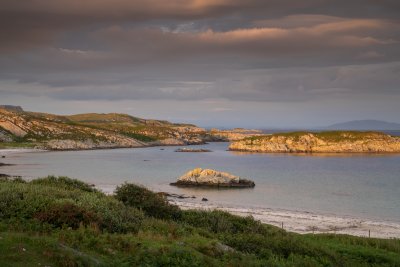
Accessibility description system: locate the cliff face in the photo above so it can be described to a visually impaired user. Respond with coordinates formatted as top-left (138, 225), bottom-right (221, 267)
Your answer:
top-left (229, 132), bottom-right (400, 153)
top-left (0, 107), bottom-right (209, 150)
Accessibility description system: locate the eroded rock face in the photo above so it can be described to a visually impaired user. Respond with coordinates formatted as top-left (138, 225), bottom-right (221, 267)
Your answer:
top-left (171, 168), bottom-right (255, 188)
top-left (229, 132), bottom-right (400, 153)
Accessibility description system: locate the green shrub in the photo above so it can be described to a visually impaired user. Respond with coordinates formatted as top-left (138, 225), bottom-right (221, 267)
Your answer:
top-left (114, 183), bottom-right (181, 220)
top-left (31, 175), bottom-right (97, 193)
top-left (0, 177), bottom-right (144, 233)
top-left (77, 193), bottom-right (144, 233)
top-left (181, 210), bottom-right (266, 235)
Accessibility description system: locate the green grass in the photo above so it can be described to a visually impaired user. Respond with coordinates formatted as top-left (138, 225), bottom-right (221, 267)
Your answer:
top-left (0, 142), bottom-right (37, 149)
top-left (0, 176), bottom-right (399, 266)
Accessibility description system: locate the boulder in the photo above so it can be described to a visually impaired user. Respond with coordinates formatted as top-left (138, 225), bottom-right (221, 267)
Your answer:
top-left (170, 168), bottom-right (255, 188)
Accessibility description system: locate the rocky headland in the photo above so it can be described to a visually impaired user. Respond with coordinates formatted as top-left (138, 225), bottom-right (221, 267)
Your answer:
top-left (0, 106), bottom-right (217, 150)
top-left (170, 168), bottom-right (255, 188)
top-left (229, 131), bottom-right (400, 153)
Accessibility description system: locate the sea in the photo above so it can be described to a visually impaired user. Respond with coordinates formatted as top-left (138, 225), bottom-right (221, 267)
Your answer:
top-left (1, 142), bottom-right (400, 223)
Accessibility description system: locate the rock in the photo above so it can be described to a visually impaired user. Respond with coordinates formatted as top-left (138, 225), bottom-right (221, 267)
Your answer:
top-left (202, 198), bottom-right (208, 201)
top-left (170, 168), bottom-right (255, 188)
top-left (0, 105), bottom-right (24, 112)
top-left (215, 242), bottom-right (235, 253)
top-left (209, 128), bottom-right (264, 141)
top-left (175, 148), bottom-right (212, 152)
top-left (157, 192), bottom-right (196, 199)
top-left (229, 131), bottom-right (400, 153)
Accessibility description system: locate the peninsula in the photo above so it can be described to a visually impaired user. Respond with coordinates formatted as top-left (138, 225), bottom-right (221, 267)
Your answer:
top-left (0, 106), bottom-right (262, 150)
top-left (229, 131), bottom-right (400, 153)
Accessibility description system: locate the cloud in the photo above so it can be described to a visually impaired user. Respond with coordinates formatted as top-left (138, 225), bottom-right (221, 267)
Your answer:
top-left (0, 0), bottom-right (399, 52)
top-left (0, 0), bottom-right (399, 110)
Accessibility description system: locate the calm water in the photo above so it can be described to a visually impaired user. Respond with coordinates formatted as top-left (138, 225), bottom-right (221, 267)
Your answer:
top-left (1, 142), bottom-right (400, 222)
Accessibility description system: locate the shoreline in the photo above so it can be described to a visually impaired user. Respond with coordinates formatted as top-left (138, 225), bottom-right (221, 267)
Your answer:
top-left (170, 199), bottom-right (400, 239)
top-left (96, 183), bottom-right (400, 239)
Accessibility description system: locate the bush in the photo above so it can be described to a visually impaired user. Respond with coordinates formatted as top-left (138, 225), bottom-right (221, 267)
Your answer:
top-left (181, 210), bottom-right (266, 235)
top-left (76, 193), bottom-right (144, 234)
top-left (34, 202), bottom-right (101, 229)
top-left (114, 183), bottom-right (181, 220)
top-left (31, 176), bottom-right (97, 193)
top-left (0, 177), bottom-right (144, 233)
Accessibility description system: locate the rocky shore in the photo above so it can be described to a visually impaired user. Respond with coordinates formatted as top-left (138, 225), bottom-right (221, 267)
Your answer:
top-left (170, 168), bottom-right (255, 188)
top-left (229, 131), bottom-right (400, 153)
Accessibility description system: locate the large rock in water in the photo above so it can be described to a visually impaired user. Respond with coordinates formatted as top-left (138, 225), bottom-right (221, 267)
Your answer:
top-left (170, 168), bottom-right (255, 188)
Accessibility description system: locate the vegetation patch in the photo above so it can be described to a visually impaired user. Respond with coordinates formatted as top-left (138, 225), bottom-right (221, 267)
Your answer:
top-left (244, 131), bottom-right (389, 142)
top-left (0, 176), bottom-right (399, 266)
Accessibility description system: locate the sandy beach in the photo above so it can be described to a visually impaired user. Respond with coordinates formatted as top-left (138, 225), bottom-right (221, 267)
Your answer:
top-left (171, 200), bottom-right (400, 239)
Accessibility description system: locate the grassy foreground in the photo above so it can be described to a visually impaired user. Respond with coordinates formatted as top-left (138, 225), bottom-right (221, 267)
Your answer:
top-left (0, 176), bottom-right (399, 266)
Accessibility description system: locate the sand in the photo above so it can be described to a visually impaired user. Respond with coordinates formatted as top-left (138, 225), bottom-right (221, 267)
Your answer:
top-left (171, 200), bottom-right (400, 239)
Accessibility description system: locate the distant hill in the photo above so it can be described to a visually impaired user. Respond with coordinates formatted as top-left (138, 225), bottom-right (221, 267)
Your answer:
top-left (324, 120), bottom-right (400, 130)
top-left (0, 107), bottom-right (208, 150)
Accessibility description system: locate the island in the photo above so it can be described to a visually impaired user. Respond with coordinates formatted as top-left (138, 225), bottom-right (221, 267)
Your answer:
top-left (229, 131), bottom-right (400, 153)
top-left (170, 168), bottom-right (255, 188)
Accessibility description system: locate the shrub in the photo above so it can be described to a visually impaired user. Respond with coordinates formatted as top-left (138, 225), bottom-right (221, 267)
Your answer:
top-left (114, 183), bottom-right (181, 220)
top-left (181, 210), bottom-right (266, 235)
top-left (34, 202), bottom-right (101, 229)
top-left (0, 178), bottom-right (144, 233)
top-left (31, 176), bottom-right (97, 193)
top-left (76, 193), bottom-right (144, 234)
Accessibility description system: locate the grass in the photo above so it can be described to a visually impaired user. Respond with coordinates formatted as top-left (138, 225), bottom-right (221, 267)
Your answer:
top-left (244, 131), bottom-right (388, 142)
top-left (0, 142), bottom-right (37, 149)
top-left (0, 176), bottom-right (399, 266)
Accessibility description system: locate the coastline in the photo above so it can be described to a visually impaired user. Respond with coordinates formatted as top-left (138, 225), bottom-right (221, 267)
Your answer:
top-left (170, 199), bottom-right (400, 239)
top-left (96, 183), bottom-right (400, 239)
top-left (3, 145), bottom-right (400, 240)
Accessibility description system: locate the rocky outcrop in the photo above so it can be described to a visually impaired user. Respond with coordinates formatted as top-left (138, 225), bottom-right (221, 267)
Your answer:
top-left (209, 128), bottom-right (264, 141)
top-left (175, 148), bottom-right (212, 152)
top-left (0, 129), bottom-right (13, 142)
top-left (229, 131), bottom-right (400, 153)
top-left (170, 168), bottom-right (255, 188)
top-left (0, 105), bottom-right (24, 112)
top-left (41, 138), bottom-right (145, 150)
top-left (0, 107), bottom-right (213, 150)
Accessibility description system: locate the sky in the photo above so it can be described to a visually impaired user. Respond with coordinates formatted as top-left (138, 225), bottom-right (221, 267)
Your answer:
top-left (0, 0), bottom-right (399, 128)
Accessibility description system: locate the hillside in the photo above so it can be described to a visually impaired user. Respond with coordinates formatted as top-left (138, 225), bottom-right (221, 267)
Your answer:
top-left (229, 131), bottom-right (400, 153)
top-left (0, 107), bottom-right (211, 150)
top-left (0, 176), bottom-right (399, 266)
top-left (325, 120), bottom-right (400, 130)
